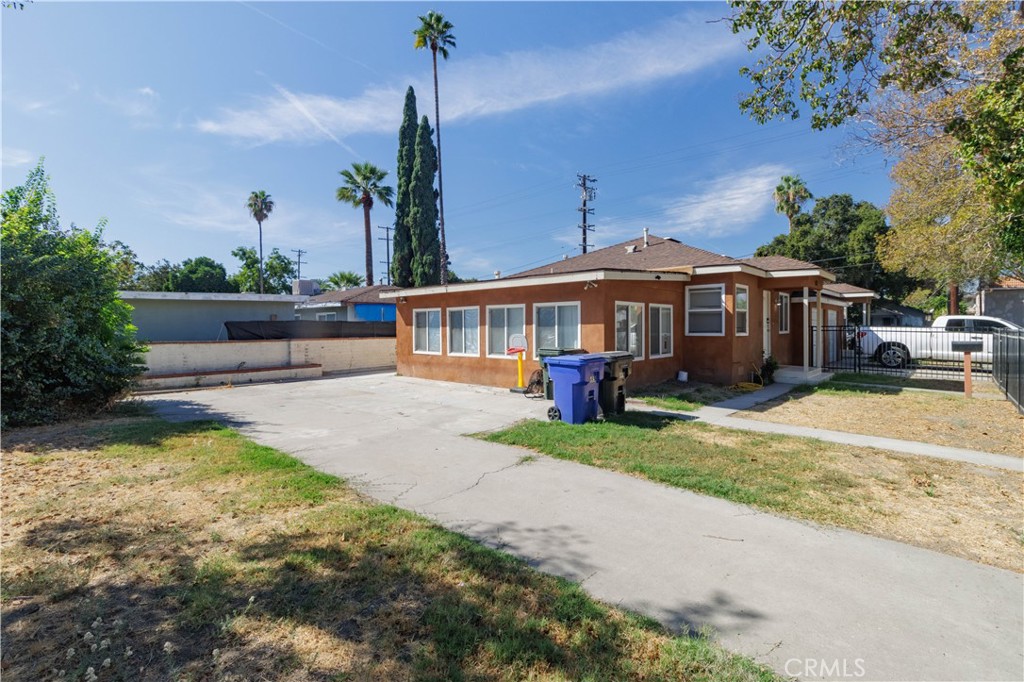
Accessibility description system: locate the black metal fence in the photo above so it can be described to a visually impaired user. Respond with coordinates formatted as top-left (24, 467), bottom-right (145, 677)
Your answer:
top-left (993, 330), bottom-right (1023, 413)
top-left (818, 325), bottom-right (991, 380)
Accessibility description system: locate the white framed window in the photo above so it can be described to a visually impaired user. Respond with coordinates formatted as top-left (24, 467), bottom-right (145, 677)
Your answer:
top-left (779, 293), bottom-right (791, 334)
top-left (615, 302), bottom-right (644, 360)
top-left (686, 284), bottom-right (725, 336)
top-left (486, 305), bottom-right (525, 358)
top-left (413, 308), bottom-right (441, 354)
top-left (650, 304), bottom-right (673, 358)
top-left (735, 285), bottom-right (749, 336)
top-left (533, 302), bottom-right (580, 358)
top-left (316, 312), bottom-right (337, 322)
top-left (447, 307), bottom-right (480, 356)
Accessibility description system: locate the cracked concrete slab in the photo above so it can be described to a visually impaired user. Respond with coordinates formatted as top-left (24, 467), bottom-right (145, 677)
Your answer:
top-left (145, 373), bottom-right (1023, 682)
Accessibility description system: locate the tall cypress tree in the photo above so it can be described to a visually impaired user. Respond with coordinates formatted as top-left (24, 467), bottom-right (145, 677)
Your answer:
top-left (409, 115), bottom-right (440, 287)
top-left (391, 87), bottom-right (417, 287)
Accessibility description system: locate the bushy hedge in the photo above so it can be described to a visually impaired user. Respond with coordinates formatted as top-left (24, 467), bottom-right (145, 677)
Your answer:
top-left (1, 163), bottom-right (145, 426)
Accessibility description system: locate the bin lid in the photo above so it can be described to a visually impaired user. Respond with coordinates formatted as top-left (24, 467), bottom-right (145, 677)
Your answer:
top-left (543, 353), bottom-right (608, 368)
top-left (596, 351), bottom-right (633, 361)
top-left (538, 347), bottom-right (586, 357)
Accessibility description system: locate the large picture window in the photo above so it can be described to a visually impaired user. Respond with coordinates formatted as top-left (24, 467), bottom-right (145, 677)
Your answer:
top-left (413, 308), bottom-right (441, 354)
top-left (686, 285), bottom-right (725, 336)
top-left (615, 302), bottom-right (644, 359)
top-left (779, 293), bottom-right (790, 334)
top-left (448, 307), bottom-right (480, 356)
top-left (735, 285), bottom-right (749, 336)
top-left (650, 304), bottom-right (673, 358)
top-left (486, 305), bottom-right (525, 357)
top-left (534, 302), bottom-right (580, 356)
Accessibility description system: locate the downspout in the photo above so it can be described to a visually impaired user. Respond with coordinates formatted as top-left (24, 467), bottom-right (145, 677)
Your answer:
top-left (803, 286), bottom-right (809, 374)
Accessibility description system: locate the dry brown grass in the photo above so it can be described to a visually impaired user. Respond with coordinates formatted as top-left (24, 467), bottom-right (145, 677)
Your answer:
top-left (738, 382), bottom-right (1024, 457)
top-left (1, 414), bottom-right (776, 682)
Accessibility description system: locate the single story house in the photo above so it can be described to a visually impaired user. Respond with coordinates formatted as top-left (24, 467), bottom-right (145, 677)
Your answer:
top-left (120, 291), bottom-right (308, 342)
top-left (973, 276), bottom-right (1024, 326)
top-left (294, 285), bottom-right (399, 322)
top-left (870, 300), bottom-right (929, 327)
top-left (382, 233), bottom-right (866, 388)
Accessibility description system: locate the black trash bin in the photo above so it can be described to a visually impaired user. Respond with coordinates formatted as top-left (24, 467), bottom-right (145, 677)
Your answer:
top-left (538, 348), bottom-right (586, 399)
top-left (595, 351), bottom-right (633, 415)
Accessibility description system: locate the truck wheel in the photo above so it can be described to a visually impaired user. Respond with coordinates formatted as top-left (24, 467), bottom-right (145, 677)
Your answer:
top-left (877, 343), bottom-right (909, 368)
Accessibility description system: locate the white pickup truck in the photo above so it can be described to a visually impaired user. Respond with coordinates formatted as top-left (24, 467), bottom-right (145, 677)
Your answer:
top-left (856, 315), bottom-right (1023, 368)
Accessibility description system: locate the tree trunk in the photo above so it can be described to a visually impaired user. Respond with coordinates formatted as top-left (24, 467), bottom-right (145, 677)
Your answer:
top-left (948, 282), bottom-right (959, 315)
top-left (363, 201), bottom-right (374, 286)
top-left (258, 220), bottom-right (265, 294)
top-left (433, 47), bottom-right (448, 285)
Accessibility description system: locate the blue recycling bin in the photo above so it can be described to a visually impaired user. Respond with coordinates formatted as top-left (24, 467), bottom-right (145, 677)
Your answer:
top-left (543, 353), bottom-right (606, 424)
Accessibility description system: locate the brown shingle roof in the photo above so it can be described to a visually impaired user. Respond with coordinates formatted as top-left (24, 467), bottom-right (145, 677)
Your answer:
top-left (741, 255), bottom-right (822, 272)
top-left (509, 235), bottom-right (738, 278)
top-left (824, 282), bottom-right (876, 296)
top-left (307, 284), bottom-right (400, 305)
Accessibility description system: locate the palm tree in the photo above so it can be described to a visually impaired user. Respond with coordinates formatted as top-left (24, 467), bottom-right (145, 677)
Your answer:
top-left (326, 271), bottom-right (365, 289)
top-left (773, 175), bottom-right (812, 233)
top-left (246, 190), bottom-right (274, 294)
top-left (414, 10), bottom-right (456, 285)
top-left (336, 162), bottom-right (394, 286)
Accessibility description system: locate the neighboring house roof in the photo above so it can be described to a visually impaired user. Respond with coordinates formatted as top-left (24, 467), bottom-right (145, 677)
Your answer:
top-left (872, 300), bottom-right (927, 318)
top-left (509, 236), bottom-right (737, 278)
top-left (992, 276), bottom-right (1024, 289)
top-left (119, 291), bottom-right (308, 303)
top-left (300, 285), bottom-right (400, 307)
top-left (823, 282), bottom-right (878, 299)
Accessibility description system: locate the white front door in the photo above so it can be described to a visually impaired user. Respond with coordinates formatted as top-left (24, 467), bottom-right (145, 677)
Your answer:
top-left (762, 291), bottom-right (772, 358)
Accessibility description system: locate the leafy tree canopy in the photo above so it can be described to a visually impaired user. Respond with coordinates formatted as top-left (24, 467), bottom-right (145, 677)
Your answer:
top-left (879, 136), bottom-right (1021, 285)
top-left (1, 161), bottom-right (144, 426)
top-left (231, 246), bottom-right (296, 294)
top-left (171, 256), bottom-right (238, 293)
top-left (755, 192), bottom-right (921, 301)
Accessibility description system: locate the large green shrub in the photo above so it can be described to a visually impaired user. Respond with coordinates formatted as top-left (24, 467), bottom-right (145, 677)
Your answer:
top-left (1, 162), bottom-right (145, 426)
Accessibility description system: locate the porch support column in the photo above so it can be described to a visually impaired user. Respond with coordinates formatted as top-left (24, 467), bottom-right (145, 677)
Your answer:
top-left (816, 288), bottom-right (823, 368)
top-left (802, 286), bottom-right (809, 373)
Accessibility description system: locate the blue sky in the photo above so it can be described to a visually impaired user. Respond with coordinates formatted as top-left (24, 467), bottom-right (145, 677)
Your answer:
top-left (2, 1), bottom-right (893, 284)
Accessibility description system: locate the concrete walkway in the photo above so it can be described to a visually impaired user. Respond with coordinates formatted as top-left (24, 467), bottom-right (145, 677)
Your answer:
top-left (144, 375), bottom-right (1023, 682)
top-left (630, 382), bottom-right (1023, 472)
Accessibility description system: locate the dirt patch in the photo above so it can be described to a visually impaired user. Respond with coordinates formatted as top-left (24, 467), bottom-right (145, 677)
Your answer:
top-left (738, 386), bottom-right (1023, 456)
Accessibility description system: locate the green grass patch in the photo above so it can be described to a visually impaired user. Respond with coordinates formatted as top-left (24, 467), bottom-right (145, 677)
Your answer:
top-left (632, 381), bottom-right (747, 412)
top-left (3, 414), bottom-right (778, 681)
top-left (483, 413), bottom-right (876, 528)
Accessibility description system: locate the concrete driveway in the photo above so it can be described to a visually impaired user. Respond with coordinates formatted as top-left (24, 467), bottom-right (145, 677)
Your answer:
top-left (145, 373), bottom-right (1023, 682)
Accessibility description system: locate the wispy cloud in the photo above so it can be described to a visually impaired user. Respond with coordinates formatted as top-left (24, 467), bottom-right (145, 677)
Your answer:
top-left (96, 87), bottom-right (161, 125)
top-left (197, 13), bottom-right (742, 145)
top-left (127, 167), bottom-right (357, 253)
top-left (2, 147), bottom-right (36, 169)
top-left (661, 164), bottom-right (789, 238)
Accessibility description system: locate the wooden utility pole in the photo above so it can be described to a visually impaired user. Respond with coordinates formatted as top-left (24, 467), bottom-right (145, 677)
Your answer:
top-left (576, 173), bottom-right (597, 254)
top-left (377, 225), bottom-right (393, 286)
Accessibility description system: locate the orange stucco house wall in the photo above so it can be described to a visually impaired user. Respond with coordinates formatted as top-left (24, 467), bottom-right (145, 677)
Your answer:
top-left (389, 268), bottom-right (841, 389)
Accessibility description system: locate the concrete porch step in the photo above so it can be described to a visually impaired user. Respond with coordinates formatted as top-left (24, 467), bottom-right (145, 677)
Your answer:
top-left (138, 364), bottom-right (323, 391)
top-left (773, 365), bottom-right (831, 385)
